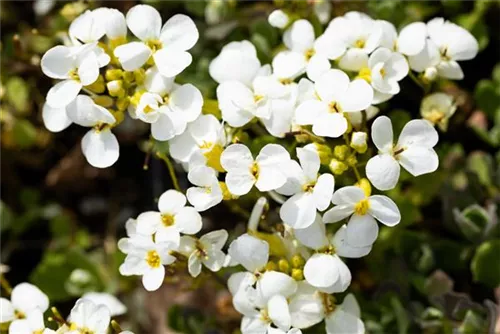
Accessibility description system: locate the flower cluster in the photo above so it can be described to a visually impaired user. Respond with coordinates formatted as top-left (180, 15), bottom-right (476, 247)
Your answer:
top-left (0, 282), bottom-right (131, 334)
top-left (39, 5), bottom-right (479, 334)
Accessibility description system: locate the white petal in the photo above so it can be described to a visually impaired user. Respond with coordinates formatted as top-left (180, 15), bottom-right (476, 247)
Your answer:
top-left (319, 256), bottom-right (351, 293)
top-left (428, 18), bottom-right (478, 61)
top-left (312, 112), bottom-right (348, 138)
top-left (437, 61), bottom-right (464, 80)
top-left (199, 229), bottom-right (228, 250)
top-left (365, 154), bottom-right (400, 191)
top-left (150, 113), bottom-right (180, 141)
top-left (275, 160), bottom-right (305, 196)
top-left (160, 14), bottom-right (198, 51)
top-left (306, 54), bottom-right (331, 82)
top-left (294, 213), bottom-right (329, 249)
top-left (346, 214), bottom-right (379, 247)
top-left (280, 193), bottom-right (316, 229)
top-left (289, 282), bottom-right (324, 329)
top-left (339, 79), bottom-right (373, 112)
top-left (77, 52), bottom-right (99, 86)
top-left (408, 40), bottom-right (440, 72)
top-left (314, 33), bottom-right (346, 60)
top-left (323, 205), bottom-right (354, 224)
top-left (188, 254), bottom-right (202, 277)
top-left (255, 166), bottom-right (287, 192)
top-left (169, 84), bottom-right (203, 123)
top-left (333, 226), bottom-right (372, 258)
top-left (368, 195), bottom-right (401, 226)
top-left (220, 144), bottom-right (253, 172)
top-left (228, 233), bottom-right (269, 272)
top-left (67, 95), bottom-right (115, 126)
top-left (41, 45), bottom-right (74, 79)
top-left (313, 174), bottom-right (335, 211)
top-left (175, 207), bottom-right (202, 234)
top-left (153, 49), bottom-right (192, 78)
top-left (188, 164), bottom-right (217, 187)
top-left (136, 211), bottom-right (162, 235)
top-left (256, 144), bottom-right (290, 167)
top-left (0, 298), bottom-right (14, 323)
top-left (295, 100), bottom-right (327, 126)
top-left (82, 292), bottom-right (127, 317)
top-left (142, 266), bottom-right (165, 291)
top-left (331, 186), bottom-right (365, 205)
top-left (371, 115), bottom-right (394, 152)
top-left (272, 51), bottom-right (307, 80)
top-left (372, 90), bottom-right (394, 105)
top-left (315, 69), bottom-right (349, 103)
top-left (144, 66), bottom-right (175, 95)
top-left (241, 316), bottom-right (268, 334)
top-left (42, 104), bottom-right (72, 132)
top-left (9, 319), bottom-right (34, 333)
top-left (398, 22), bottom-right (427, 56)
top-left (257, 271), bottom-right (297, 301)
top-left (228, 271), bottom-right (256, 295)
top-left (325, 308), bottom-right (365, 334)
top-left (81, 129), bottom-right (119, 168)
top-left (368, 47), bottom-right (392, 69)
top-left (113, 42), bottom-right (152, 71)
top-left (46, 80), bottom-right (82, 108)
top-left (284, 19), bottom-right (315, 52)
top-left (126, 4), bottom-right (161, 41)
top-left (11, 283), bottom-right (49, 313)
top-left (296, 147), bottom-right (320, 181)
top-left (268, 295), bottom-right (291, 331)
top-left (186, 185), bottom-right (222, 212)
top-left (398, 146), bottom-right (439, 176)
top-left (338, 48), bottom-right (369, 71)
top-left (158, 189), bottom-right (186, 214)
top-left (69, 10), bottom-right (105, 43)
top-left (304, 254), bottom-right (339, 288)
top-left (203, 249), bottom-right (225, 272)
top-left (217, 81), bottom-right (255, 127)
top-left (398, 119), bottom-right (438, 148)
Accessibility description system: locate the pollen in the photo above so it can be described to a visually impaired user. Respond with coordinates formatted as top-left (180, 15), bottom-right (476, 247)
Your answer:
top-left (68, 68), bottom-right (80, 82)
top-left (163, 94), bottom-right (170, 104)
top-left (304, 48), bottom-right (316, 61)
top-left (354, 199), bottom-right (370, 215)
top-left (146, 250), bottom-right (161, 268)
top-left (146, 39), bottom-right (163, 52)
top-left (302, 181), bottom-right (316, 193)
top-left (379, 68), bottom-right (386, 78)
top-left (143, 105), bottom-right (154, 114)
top-left (14, 309), bottom-right (25, 319)
top-left (161, 214), bottom-right (175, 227)
top-left (357, 67), bottom-right (372, 83)
top-left (250, 162), bottom-right (260, 179)
top-left (254, 94), bottom-right (264, 103)
top-left (279, 78), bottom-right (293, 85)
top-left (355, 39), bottom-right (366, 49)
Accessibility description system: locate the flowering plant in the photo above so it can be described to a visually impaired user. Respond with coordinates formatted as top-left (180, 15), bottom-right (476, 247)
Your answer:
top-left (2, 1), bottom-right (499, 334)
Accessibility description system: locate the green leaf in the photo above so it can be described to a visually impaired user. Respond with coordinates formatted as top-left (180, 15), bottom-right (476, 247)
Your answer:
top-left (471, 240), bottom-right (500, 288)
top-left (474, 79), bottom-right (500, 119)
top-left (453, 205), bottom-right (490, 242)
top-left (6, 77), bottom-right (30, 114)
top-left (12, 119), bottom-right (37, 149)
top-left (466, 151), bottom-right (494, 186)
top-left (459, 309), bottom-right (488, 334)
top-left (0, 201), bottom-right (14, 232)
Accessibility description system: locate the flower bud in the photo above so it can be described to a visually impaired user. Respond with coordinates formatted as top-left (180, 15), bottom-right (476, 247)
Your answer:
top-left (291, 254), bottom-right (305, 268)
top-left (107, 80), bottom-right (125, 98)
top-left (265, 261), bottom-right (277, 271)
top-left (93, 96), bottom-right (114, 108)
top-left (116, 97), bottom-right (130, 112)
top-left (291, 268), bottom-right (304, 281)
top-left (134, 69), bottom-right (146, 85)
top-left (278, 259), bottom-right (290, 274)
top-left (123, 71), bottom-right (135, 84)
top-left (312, 143), bottom-right (332, 165)
top-left (420, 93), bottom-right (456, 131)
top-left (346, 155), bottom-right (357, 167)
top-left (356, 178), bottom-right (372, 197)
top-left (219, 182), bottom-right (238, 200)
top-left (85, 75), bottom-right (105, 94)
top-left (423, 67), bottom-right (438, 82)
top-left (350, 131), bottom-right (367, 153)
top-left (333, 145), bottom-right (349, 161)
top-left (268, 9), bottom-right (289, 29)
top-left (329, 158), bottom-right (348, 175)
top-left (105, 69), bottom-right (123, 81)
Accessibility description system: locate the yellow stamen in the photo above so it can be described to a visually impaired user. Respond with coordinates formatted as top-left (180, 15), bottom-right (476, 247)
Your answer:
top-left (355, 39), bottom-right (366, 48)
top-left (146, 250), bottom-right (161, 268)
top-left (254, 95), bottom-right (264, 103)
top-left (329, 101), bottom-right (342, 113)
top-left (161, 214), bottom-right (175, 227)
top-left (304, 48), bottom-right (316, 61)
top-left (354, 199), bottom-right (370, 215)
top-left (146, 39), bottom-right (163, 52)
top-left (357, 67), bottom-right (372, 83)
top-left (250, 162), bottom-right (259, 179)
top-left (279, 78), bottom-right (293, 85)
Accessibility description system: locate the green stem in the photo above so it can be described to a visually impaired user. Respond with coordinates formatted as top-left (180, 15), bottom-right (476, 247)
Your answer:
top-left (408, 71), bottom-right (426, 91)
top-left (0, 275), bottom-right (12, 296)
top-left (156, 152), bottom-right (182, 192)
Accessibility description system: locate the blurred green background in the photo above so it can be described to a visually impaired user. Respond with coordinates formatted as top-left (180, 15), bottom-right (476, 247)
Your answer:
top-left (1, 1), bottom-right (500, 333)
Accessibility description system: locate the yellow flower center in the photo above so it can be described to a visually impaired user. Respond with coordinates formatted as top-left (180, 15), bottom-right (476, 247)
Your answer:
top-left (200, 142), bottom-right (225, 172)
top-left (161, 214), bottom-right (175, 227)
top-left (69, 323), bottom-right (95, 334)
top-left (250, 162), bottom-right (259, 179)
top-left (146, 250), bottom-right (161, 268)
top-left (146, 39), bottom-right (163, 52)
top-left (329, 101), bottom-right (342, 113)
top-left (279, 78), bottom-right (293, 85)
top-left (14, 310), bottom-right (25, 319)
top-left (354, 199), bottom-right (370, 215)
top-left (425, 108), bottom-right (445, 124)
top-left (302, 181), bottom-right (316, 193)
top-left (68, 68), bottom-right (80, 82)
top-left (143, 105), bottom-right (155, 114)
top-left (260, 309), bottom-right (272, 323)
top-left (319, 244), bottom-right (336, 255)
top-left (163, 94), bottom-right (170, 105)
top-left (379, 68), bottom-right (386, 78)
top-left (357, 67), bottom-right (372, 83)
top-left (355, 39), bottom-right (366, 48)
top-left (304, 48), bottom-right (316, 61)
top-left (254, 94), bottom-right (264, 103)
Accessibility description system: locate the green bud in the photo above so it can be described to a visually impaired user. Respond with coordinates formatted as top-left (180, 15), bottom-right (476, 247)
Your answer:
top-left (313, 143), bottom-right (332, 165)
top-left (329, 158), bottom-right (348, 175)
top-left (291, 254), bottom-right (305, 268)
top-left (346, 155), bottom-right (358, 167)
top-left (265, 261), bottom-right (277, 271)
top-left (107, 80), bottom-right (125, 98)
top-left (105, 69), bottom-right (123, 81)
top-left (291, 268), bottom-right (304, 281)
top-left (278, 259), bottom-right (290, 274)
top-left (333, 145), bottom-right (349, 161)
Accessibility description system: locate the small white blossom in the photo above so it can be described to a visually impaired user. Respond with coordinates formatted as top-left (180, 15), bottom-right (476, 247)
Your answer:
top-left (323, 186), bottom-right (401, 247)
top-left (221, 144), bottom-right (291, 196)
top-left (268, 9), bottom-right (289, 29)
top-left (366, 116), bottom-right (439, 190)
top-left (68, 298), bottom-right (110, 334)
top-left (420, 92), bottom-right (457, 131)
top-left (0, 283), bottom-right (49, 323)
top-left (81, 292), bottom-right (127, 317)
top-left (136, 190), bottom-right (202, 245)
top-left (187, 165), bottom-right (223, 212)
top-left (378, 20), bottom-right (427, 56)
top-left (179, 230), bottom-right (228, 277)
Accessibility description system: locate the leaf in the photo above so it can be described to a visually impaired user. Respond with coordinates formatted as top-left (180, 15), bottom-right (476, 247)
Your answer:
top-left (474, 80), bottom-right (500, 119)
top-left (12, 119), bottom-right (37, 149)
top-left (466, 152), bottom-right (494, 186)
top-left (470, 240), bottom-right (500, 288)
top-left (6, 77), bottom-right (30, 114)
top-left (453, 204), bottom-right (490, 242)
top-left (0, 201), bottom-right (14, 232)
top-left (458, 309), bottom-right (488, 334)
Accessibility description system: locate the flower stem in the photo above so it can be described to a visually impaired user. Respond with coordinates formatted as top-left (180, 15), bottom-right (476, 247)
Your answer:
top-left (0, 275), bottom-right (12, 296)
top-left (408, 71), bottom-right (426, 91)
top-left (156, 152), bottom-right (182, 193)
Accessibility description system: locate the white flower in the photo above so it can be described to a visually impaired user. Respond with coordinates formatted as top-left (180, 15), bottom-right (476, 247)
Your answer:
top-left (324, 294), bottom-right (365, 334)
top-left (313, 0), bottom-right (331, 24)
top-left (91, 8), bottom-right (127, 41)
top-left (169, 114), bottom-right (227, 172)
top-left (41, 44), bottom-right (105, 108)
top-left (360, 47), bottom-right (409, 104)
top-left (209, 40), bottom-right (261, 87)
top-left (295, 215), bottom-right (371, 292)
top-left (33, 0), bottom-right (55, 17)
top-left (187, 165), bottom-right (223, 212)
top-left (420, 92), bottom-right (457, 131)
top-left (66, 95), bottom-right (119, 168)
top-left (0, 283), bottom-right (49, 323)
top-left (131, 66), bottom-right (203, 140)
top-left (136, 190), bottom-right (202, 245)
top-left (7, 308), bottom-right (54, 334)
top-left (366, 116), bottom-right (439, 190)
top-left (228, 234), bottom-right (269, 274)
top-left (281, 20), bottom-right (345, 81)
top-left (117, 218), bottom-right (139, 254)
top-left (119, 237), bottom-right (176, 291)
top-left (325, 11), bottom-right (382, 71)
top-left (378, 20), bottom-right (427, 56)
top-left (295, 69), bottom-right (373, 138)
top-left (69, 10), bottom-right (106, 45)
top-left (179, 230), bottom-right (228, 277)
top-left (277, 147), bottom-right (335, 229)
top-left (409, 17), bottom-right (478, 80)
top-left (221, 143), bottom-right (291, 196)
top-left (68, 298), bottom-right (110, 334)
top-left (351, 132), bottom-right (367, 153)
top-left (81, 292), bottom-right (127, 317)
top-left (268, 9), bottom-right (289, 29)
top-left (114, 5), bottom-right (198, 76)
top-left (323, 186), bottom-right (400, 247)
top-left (42, 103), bottom-right (73, 133)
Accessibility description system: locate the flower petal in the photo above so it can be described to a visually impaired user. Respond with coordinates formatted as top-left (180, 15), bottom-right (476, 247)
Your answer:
top-left (284, 19), bottom-right (315, 52)
top-left (371, 115), bottom-right (393, 152)
top-left (11, 283), bottom-right (49, 314)
top-left (331, 186), bottom-right (365, 205)
top-left (160, 14), bottom-right (198, 51)
top-left (397, 119), bottom-right (438, 148)
top-left (397, 22), bottom-right (427, 56)
top-left (312, 112), bottom-right (348, 138)
top-left (295, 100), bottom-right (328, 126)
top-left (42, 104), bottom-right (72, 133)
top-left (323, 204), bottom-right (354, 224)
top-left (368, 195), bottom-right (401, 226)
top-left (77, 52), bottom-right (99, 86)
top-left (169, 84), bottom-right (203, 123)
top-left (338, 48), bottom-right (369, 71)
top-left (46, 79), bottom-right (82, 108)
top-left (280, 193), bottom-right (317, 229)
top-left (313, 173), bottom-right (335, 211)
top-left (339, 79), bottom-right (373, 112)
top-left (158, 189), bottom-right (186, 214)
top-left (268, 295), bottom-right (291, 331)
top-left (304, 254), bottom-right (339, 288)
top-left (294, 213), bottom-right (329, 249)
top-left (346, 214), bottom-right (379, 247)
top-left (220, 144), bottom-right (253, 172)
top-left (153, 49), bottom-right (192, 78)
top-left (175, 207), bottom-right (202, 234)
top-left (142, 266), bottom-right (165, 291)
top-left (41, 45), bottom-right (74, 79)
top-left (315, 69), bottom-right (350, 103)
top-left (113, 42), bottom-right (152, 71)
top-left (365, 154), bottom-right (400, 191)
top-left (126, 4), bottom-right (161, 41)
top-left (228, 233), bottom-right (269, 272)
top-left (398, 146), bottom-right (439, 177)
top-left (332, 225), bottom-right (372, 258)
top-left (81, 129), bottom-right (119, 168)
